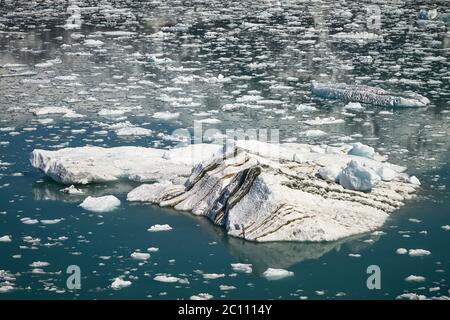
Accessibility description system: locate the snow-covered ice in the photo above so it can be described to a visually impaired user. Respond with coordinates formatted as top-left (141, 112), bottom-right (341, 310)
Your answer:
top-left (79, 195), bottom-right (121, 213)
top-left (262, 268), bottom-right (294, 280)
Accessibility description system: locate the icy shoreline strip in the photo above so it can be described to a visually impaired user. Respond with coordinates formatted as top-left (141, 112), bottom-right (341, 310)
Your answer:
top-left (311, 82), bottom-right (430, 107)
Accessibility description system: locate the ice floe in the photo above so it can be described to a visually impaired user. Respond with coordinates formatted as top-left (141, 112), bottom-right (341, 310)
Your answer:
top-left (311, 82), bottom-right (430, 107)
top-left (111, 277), bottom-right (132, 290)
top-left (147, 224), bottom-right (172, 232)
top-left (262, 268), bottom-right (294, 280)
top-left (32, 140), bottom-right (420, 242)
top-left (0, 235), bottom-right (12, 242)
top-left (130, 252), bottom-right (150, 261)
top-left (79, 195), bottom-right (121, 212)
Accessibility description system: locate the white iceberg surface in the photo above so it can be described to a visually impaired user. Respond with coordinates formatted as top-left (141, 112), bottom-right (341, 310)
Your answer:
top-left (0, 235), bottom-right (12, 242)
top-left (147, 224), bottom-right (172, 232)
top-left (79, 195), bottom-right (121, 213)
top-left (130, 252), bottom-right (150, 261)
top-left (311, 82), bottom-right (430, 107)
top-left (231, 263), bottom-right (253, 274)
top-left (111, 277), bottom-right (132, 290)
top-left (31, 141), bottom-right (419, 242)
top-left (262, 268), bottom-right (294, 280)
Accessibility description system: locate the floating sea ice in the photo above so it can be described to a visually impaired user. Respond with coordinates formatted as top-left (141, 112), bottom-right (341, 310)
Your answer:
top-left (147, 247), bottom-right (159, 252)
top-left (230, 263), bottom-right (253, 274)
top-left (408, 249), bottom-right (431, 257)
top-left (376, 166), bottom-right (397, 181)
top-left (303, 129), bottom-right (327, 137)
top-left (29, 261), bottom-right (50, 267)
top-left (441, 225), bottom-right (450, 231)
top-left (111, 277), bottom-right (132, 290)
top-left (344, 102), bottom-right (363, 111)
top-left (0, 235), bottom-right (12, 242)
top-left (262, 268), bottom-right (294, 280)
top-left (115, 127), bottom-right (152, 137)
top-left (153, 275), bottom-right (189, 284)
top-left (219, 285), bottom-right (236, 291)
top-left (31, 106), bottom-right (74, 116)
top-left (152, 111), bottom-right (180, 120)
top-left (147, 224), bottom-right (172, 232)
top-left (130, 252), bottom-right (150, 261)
top-left (190, 293), bottom-right (213, 300)
top-left (396, 248), bottom-right (408, 255)
top-left (0, 285), bottom-right (14, 293)
top-left (405, 275), bottom-right (426, 283)
top-left (84, 39), bottom-right (104, 47)
top-left (303, 117), bottom-right (344, 126)
top-left (396, 293), bottom-right (427, 300)
top-left (79, 195), bottom-right (121, 213)
top-left (21, 218), bottom-right (39, 225)
top-left (203, 273), bottom-right (225, 280)
top-left (60, 185), bottom-right (84, 194)
top-left (409, 176), bottom-right (421, 186)
top-left (339, 160), bottom-right (381, 191)
top-left (40, 219), bottom-right (63, 225)
top-left (97, 109), bottom-right (127, 116)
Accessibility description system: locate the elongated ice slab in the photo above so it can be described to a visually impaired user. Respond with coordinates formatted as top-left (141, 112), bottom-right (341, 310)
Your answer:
top-left (311, 82), bottom-right (430, 107)
top-left (31, 141), bottom-right (420, 242)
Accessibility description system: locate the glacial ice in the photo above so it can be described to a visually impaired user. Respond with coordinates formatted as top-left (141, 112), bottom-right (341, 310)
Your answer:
top-left (79, 195), bottom-right (121, 212)
top-left (111, 277), bottom-right (132, 289)
top-left (311, 82), bottom-right (430, 107)
top-left (31, 141), bottom-right (420, 242)
top-left (262, 268), bottom-right (294, 280)
top-left (0, 235), bottom-right (12, 242)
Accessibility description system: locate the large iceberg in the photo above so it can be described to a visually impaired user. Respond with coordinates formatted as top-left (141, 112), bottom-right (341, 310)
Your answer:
top-left (31, 141), bottom-right (420, 242)
top-left (311, 82), bottom-right (430, 107)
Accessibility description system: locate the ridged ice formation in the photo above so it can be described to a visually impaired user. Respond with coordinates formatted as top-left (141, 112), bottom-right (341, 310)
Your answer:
top-left (311, 82), bottom-right (430, 107)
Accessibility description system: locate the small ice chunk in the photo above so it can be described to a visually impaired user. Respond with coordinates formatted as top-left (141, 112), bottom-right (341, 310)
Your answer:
top-left (409, 176), bottom-right (421, 186)
top-left (219, 285), bottom-right (236, 291)
top-left (262, 268), bottom-right (294, 280)
top-left (339, 160), bottom-right (381, 191)
top-left (153, 275), bottom-right (188, 284)
top-left (405, 275), bottom-right (426, 283)
top-left (130, 252), bottom-right (150, 261)
top-left (396, 248), bottom-right (408, 255)
top-left (441, 225), bottom-right (450, 231)
top-left (317, 166), bottom-right (341, 182)
top-left (147, 224), bottom-right (172, 232)
top-left (344, 102), bottom-right (363, 110)
top-left (29, 261), bottom-right (50, 267)
top-left (79, 195), bottom-right (121, 213)
top-left (147, 247), bottom-right (159, 252)
top-left (111, 277), bottom-right (132, 289)
top-left (190, 293), bottom-right (213, 300)
top-left (115, 127), bottom-right (152, 137)
top-left (348, 142), bottom-right (375, 159)
top-left (408, 249), bottom-right (431, 257)
top-left (231, 263), bottom-right (252, 274)
top-left (152, 111), bottom-right (180, 120)
top-left (84, 39), bottom-right (104, 47)
top-left (203, 273), bottom-right (225, 280)
top-left (61, 185), bottom-right (84, 194)
top-left (21, 218), bottom-right (39, 225)
top-left (40, 219), bottom-right (63, 225)
top-left (0, 235), bottom-right (12, 242)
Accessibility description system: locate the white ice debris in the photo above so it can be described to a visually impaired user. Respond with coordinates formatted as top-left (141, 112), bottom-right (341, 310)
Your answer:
top-left (111, 277), bottom-right (132, 290)
top-left (153, 275), bottom-right (188, 284)
top-left (190, 293), bottom-right (213, 300)
top-left (29, 261), bottom-right (50, 267)
top-left (40, 219), bottom-right (63, 225)
top-left (152, 111), bottom-right (180, 120)
top-left (0, 235), bottom-right (12, 242)
top-left (317, 166), bottom-right (341, 182)
top-left (220, 285), bottom-right (236, 291)
top-left (409, 176), bottom-right (421, 186)
top-left (115, 127), bottom-right (152, 137)
top-left (79, 195), bottom-right (121, 213)
top-left (61, 185), bottom-right (84, 194)
top-left (262, 268), bottom-right (294, 280)
top-left (396, 248), bottom-right (408, 255)
top-left (408, 249), bottom-right (431, 257)
top-left (30, 144), bottom-right (221, 184)
top-left (130, 252), bottom-right (150, 261)
top-left (231, 263), bottom-right (253, 274)
top-left (348, 142), bottom-right (375, 159)
top-left (31, 106), bottom-right (75, 116)
top-left (84, 39), bottom-right (104, 47)
top-left (344, 102), bottom-right (363, 111)
top-left (405, 275), bottom-right (426, 283)
top-left (147, 224), bottom-right (172, 232)
top-left (441, 225), bottom-right (450, 231)
top-left (32, 141), bottom-right (419, 242)
top-left (203, 273), bottom-right (225, 280)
